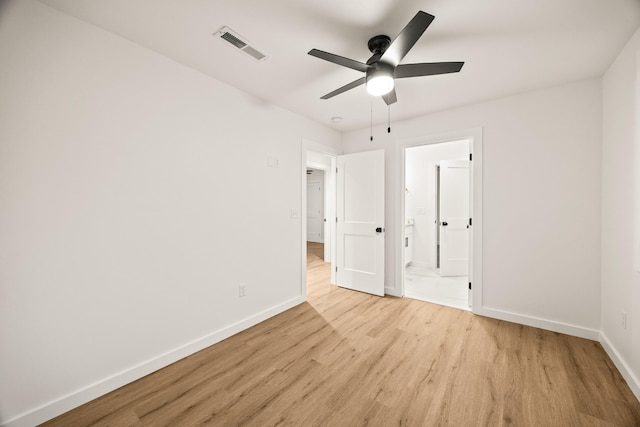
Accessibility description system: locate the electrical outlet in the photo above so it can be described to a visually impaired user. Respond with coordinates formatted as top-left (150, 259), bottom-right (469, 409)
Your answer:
top-left (239, 284), bottom-right (246, 298)
top-left (621, 310), bottom-right (627, 330)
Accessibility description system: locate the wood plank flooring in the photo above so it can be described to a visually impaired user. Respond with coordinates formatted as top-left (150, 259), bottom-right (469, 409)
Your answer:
top-left (42, 242), bottom-right (640, 426)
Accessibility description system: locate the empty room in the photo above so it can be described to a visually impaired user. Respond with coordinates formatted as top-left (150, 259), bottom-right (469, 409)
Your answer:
top-left (2, 0), bottom-right (640, 425)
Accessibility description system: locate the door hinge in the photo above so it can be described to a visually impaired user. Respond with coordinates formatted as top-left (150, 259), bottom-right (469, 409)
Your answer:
top-left (469, 282), bottom-right (472, 290)
top-left (336, 266), bottom-right (338, 272)
top-left (336, 217), bottom-right (338, 223)
top-left (469, 218), bottom-right (472, 226)
top-left (336, 167), bottom-right (338, 173)
top-left (469, 153), bottom-right (473, 161)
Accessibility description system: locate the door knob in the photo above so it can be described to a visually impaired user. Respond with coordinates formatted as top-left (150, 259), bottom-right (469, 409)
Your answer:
top-left (376, 227), bottom-right (383, 233)
top-left (442, 222), bottom-right (448, 226)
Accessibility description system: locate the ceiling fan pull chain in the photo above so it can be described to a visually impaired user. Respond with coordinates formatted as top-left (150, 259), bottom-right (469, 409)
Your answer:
top-left (388, 105), bottom-right (391, 133)
top-left (370, 99), bottom-right (374, 141)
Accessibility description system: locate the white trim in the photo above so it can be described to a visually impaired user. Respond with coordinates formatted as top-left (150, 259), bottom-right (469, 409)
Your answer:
top-left (479, 306), bottom-right (600, 341)
top-left (2, 296), bottom-right (305, 427)
top-left (384, 286), bottom-right (402, 297)
top-left (396, 127), bottom-right (483, 313)
top-left (470, 130), bottom-right (483, 312)
top-left (600, 331), bottom-right (640, 402)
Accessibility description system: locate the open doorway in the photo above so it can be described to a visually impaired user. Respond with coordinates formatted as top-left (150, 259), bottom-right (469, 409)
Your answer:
top-left (306, 167), bottom-right (329, 295)
top-left (403, 139), bottom-right (471, 311)
top-left (302, 145), bottom-right (338, 298)
top-left (306, 152), bottom-right (333, 264)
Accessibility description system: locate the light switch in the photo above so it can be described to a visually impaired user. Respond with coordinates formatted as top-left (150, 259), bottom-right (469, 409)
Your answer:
top-left (267, 157), bottom-right (280, 168)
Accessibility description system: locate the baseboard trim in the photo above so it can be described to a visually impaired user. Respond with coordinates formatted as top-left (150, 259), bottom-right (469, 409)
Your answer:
top-left (478, 307), bottom-right (600, 341)
top-left (599, 331), bottom-right (640, 402)
top-left (2, 296), bottom-right (305, 427)
top-left (384, 286), bottom-right (402, 297)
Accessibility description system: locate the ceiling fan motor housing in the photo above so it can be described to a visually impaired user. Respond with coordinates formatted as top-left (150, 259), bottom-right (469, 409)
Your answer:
top-left (366, 35), bottom-right (394, 84)
top-left (366, 61), bottom-right (394, 82)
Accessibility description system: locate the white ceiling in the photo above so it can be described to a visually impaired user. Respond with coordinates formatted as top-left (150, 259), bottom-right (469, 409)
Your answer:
top-left (39, 0), bottom-right (640, 132)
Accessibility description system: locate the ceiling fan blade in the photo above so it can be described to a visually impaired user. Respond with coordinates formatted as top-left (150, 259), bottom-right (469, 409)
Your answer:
top-left (308, 49), bottom-right (371, 73)
top-left (395, 62), bottom-right (464, 78)
top-left (382, 88), bottom-right (397, 105)
top-left (320, 77), bottom-right (366, 99)
top-left (380, 11), bottom-right (435, 67)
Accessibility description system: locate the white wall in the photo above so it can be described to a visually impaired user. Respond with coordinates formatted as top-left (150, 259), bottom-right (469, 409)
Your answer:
top-left (405, 140), bottom-right (469, 268)
top-left (0, 1), bottom-right (340, 425)
top-left (343, 79), bottom-right (602, 338)
top-left (601, 26), bottom-right (640, 400)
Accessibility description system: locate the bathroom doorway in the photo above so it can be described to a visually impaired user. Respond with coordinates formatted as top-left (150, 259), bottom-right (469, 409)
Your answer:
top-left (403, 139), bottom-right (470, 311)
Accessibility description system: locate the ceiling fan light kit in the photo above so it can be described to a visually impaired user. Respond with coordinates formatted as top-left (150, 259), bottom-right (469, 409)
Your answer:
top-left (366, 64), bottom-right (395, 96)
top-left (308, 11), bottom-right (464, 106)
top-left (366, 73), bottom-right (394, 96)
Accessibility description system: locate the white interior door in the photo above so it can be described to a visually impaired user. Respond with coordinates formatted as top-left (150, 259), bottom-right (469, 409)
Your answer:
top-left (322, 169), bottom-right (330, 261)
top-left (306, 179), bottom-right (323, 243)
top-left (336, 150), bottom-right (385, 296)
top-left (439, 160), bottom-right (469, 277)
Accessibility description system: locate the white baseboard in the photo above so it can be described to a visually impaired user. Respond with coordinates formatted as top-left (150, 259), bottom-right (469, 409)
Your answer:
top-left (478, 307), bottom-right (600, 341)
top-left (599, 331), bottom-right (640, 402)
top-left (2, 296), bottom-right (305, 427)
top-left (385, 286), bottom-right (402, 297)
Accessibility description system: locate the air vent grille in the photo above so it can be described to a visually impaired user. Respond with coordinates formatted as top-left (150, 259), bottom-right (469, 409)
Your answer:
top-left (242, 45), bottom-right (266, 61)
top-left (220, 32), bottom-right (246, 49)
top-left (215, 26), bottom-right (267, 61)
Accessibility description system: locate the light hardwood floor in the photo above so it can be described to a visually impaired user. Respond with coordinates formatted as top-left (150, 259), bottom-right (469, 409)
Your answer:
top-left (42, 242), bottom-right (640, 426)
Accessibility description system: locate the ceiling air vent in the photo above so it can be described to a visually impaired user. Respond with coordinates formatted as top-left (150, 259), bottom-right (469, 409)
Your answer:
top-left (215, 26), bottom-right (267, 61)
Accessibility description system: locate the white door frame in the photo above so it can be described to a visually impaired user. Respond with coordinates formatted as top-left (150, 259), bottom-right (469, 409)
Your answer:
top-left (301, 139), bottom-right (341, 298)
top-left (397, 128), bottom-right (483, 313)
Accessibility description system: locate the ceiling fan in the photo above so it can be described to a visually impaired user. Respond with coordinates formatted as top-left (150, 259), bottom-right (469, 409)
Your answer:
top-left (308, 11), bottom-right (464, 105)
